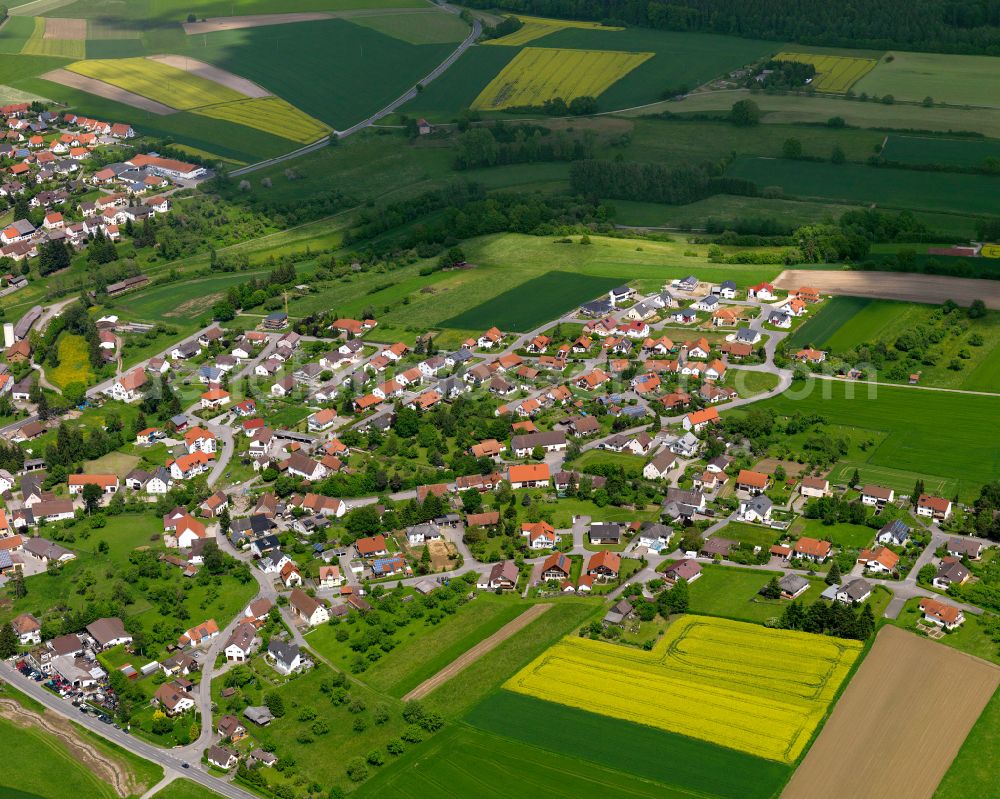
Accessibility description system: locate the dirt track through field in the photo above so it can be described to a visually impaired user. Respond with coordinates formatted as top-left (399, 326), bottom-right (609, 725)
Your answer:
top-left (146, 55), bottom-right (271, 98)
top-left (182, 12), bottom-right (333, 34)
top-left (43, 17), bottom-right (85, 39)
top-left (402, 603), bottom-right (552, 701)
top-left (41, 69), bottom-right (176, 114)
top-left (774, 269), bottom-right (1000, 309)
top-left (782, 626), bottom-right (999, 799)
top-left (0, 697), bottom-right (141, 797)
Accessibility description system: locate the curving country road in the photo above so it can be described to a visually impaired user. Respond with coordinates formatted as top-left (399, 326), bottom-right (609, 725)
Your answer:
top-left (230, 11), bottom-right (481, 177)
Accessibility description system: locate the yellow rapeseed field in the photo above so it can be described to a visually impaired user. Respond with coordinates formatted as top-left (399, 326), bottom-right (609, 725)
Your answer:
top-left (483, 15), bottom-right (623, 47)
top-left (472, 47), bottom-right (652, 110)
top-left (505, 615), bottom-right (862, 763)
top-left (20, 18), bottom-right (85, 59)
top-left (66, 57), bottom-right (244, 110)
top-left (774, 52), bottom-right (877, 93)
top-left (194, 97), bottom-right (330, 144)
top-left (981, 244), bottom-right (1000, 258)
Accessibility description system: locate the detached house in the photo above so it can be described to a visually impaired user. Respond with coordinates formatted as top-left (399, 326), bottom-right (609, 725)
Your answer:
top-left (916, 494), bottom-right (952, 521)
top-left (289, 588), bottom-right (329, 627)
top-left (104, 367), bottom-right (146, 403)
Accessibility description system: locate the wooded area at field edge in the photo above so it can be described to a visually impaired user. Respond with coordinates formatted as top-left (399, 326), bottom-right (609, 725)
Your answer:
top-left (464, 0), bottom-right (1000, 54)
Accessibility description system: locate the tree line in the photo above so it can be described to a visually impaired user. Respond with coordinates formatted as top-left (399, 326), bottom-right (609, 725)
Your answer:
top-left (462, 0), bottom-right (1000, 55)
top-left (452, 125), bottom-right (596, 169)
top-left (569, 159), bottom-right (758, 205)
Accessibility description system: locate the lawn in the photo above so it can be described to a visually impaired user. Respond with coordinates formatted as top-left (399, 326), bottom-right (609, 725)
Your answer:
top-left (732, 369), bottom-right (780, 396)
top-left (307, 594), bottom-right (529, 696)
top-left (83, 450), bottom-right (140, 478)
top-left (882, 134), bottom-right (1000, 168)
top-left (0, 715), bottom-right (120, 799)
top-left (855, 51), bottom-right (1000, 108)
top-left (467, 691), bottom-right (790, 799)
top-left (120, 270), bottom-right (270, 324)
top-left (48, 333), bottom-right (95, 388)
top-left (934, 687), bottom-right (1000, 799)
top-left (439, 270), bottom-right (622, 331)
top-left (0, 685), bottom-right (164, 798)
top-left (687, 564), bottom-right (828, 624)
top-left (726, 156), bottom-right (1000, 216)
top-left (891, 598), bottom-right (1000, 666)
top-left (789, 517), bottom-right (875, 549)
top-left (193, 18), bottom-right (456, 129)
top-left (505, 616), bottom-right (862, 763)
top-left (66, 56), bottom-right (245, 109)
top-left (352, 724), bottom-right (686, 799)
top-left (718, 521), bottom-right (781, 548)
top-left (574, 448), bottom-right (645, 474)
top-left (471, 46), bottom-right (653, 110)
top-left (151, 780), bottom-right (221, 799)
top-left (753, 379), bottom-right (1000, 500)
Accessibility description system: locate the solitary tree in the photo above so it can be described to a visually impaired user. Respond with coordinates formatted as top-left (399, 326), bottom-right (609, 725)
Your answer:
top-left (825, 561), bottom-right (842, 586)
top-left (729, 99), bottom-right (761, 127)
top-left (82, 482), bottom-right (103, 514)
top-left (0, 622), bottom-right (17, 658)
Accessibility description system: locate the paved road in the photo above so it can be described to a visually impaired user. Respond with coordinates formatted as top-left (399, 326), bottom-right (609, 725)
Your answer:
top-left (231, 13), bottom-right (481, 176)
top-left (0, 662), bottom-right (257, 799)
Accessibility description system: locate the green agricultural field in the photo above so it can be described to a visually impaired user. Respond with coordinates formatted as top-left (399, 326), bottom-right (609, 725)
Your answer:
top-left (624, 116), bottom-right (885, 170)
top-left (349, 9), bottom-right (469, 44)
top-left (49, 0), bottom-right (430, 26)
top-left (193, 19), bottom-right (456, 129)
top-left (754, 379), bottom-right (1000, 500)
top-left (789, 296), bottom-right (872, 348)
top-left (789, 517), bottom-right (875, 549)
top-left (612, 195), bottom-right (860, 229)
top-left (440, 271), bottom-right (622, 331)
top-left (354, 724), bottom-right (698, 799)
top-left (657, 89), bottom-right (1000, 140)
top-left (307, 594), bottom-right (529, 696)
top-left (726, 156), bottom-right (1000, 215)
top-left (855, 51), bottom-right (1000, 108)
top-left (934, 687), bottom-right (1000, 798)
top-left (881, 134), bottom-right (1000, 168)
top-left (686, 564), bottom-right (827, 624)
top-left (421, 600), bottom-right (598, 718)
top-left (467, 691), bottom-right (791, 799)
top-left (404, 28), bottom-right (776, 120)
top-left (0, 16), bottom-right (37, 54)
top-left (826, 461), bottom-right (957, 497)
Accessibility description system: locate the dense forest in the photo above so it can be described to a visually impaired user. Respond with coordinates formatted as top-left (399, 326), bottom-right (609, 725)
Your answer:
top-left (464, 0), bottom-right (1000, 54)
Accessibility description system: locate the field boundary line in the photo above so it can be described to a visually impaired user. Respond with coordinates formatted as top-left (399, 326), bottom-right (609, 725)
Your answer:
top-left (402, 603), bottom-right (553, 701)
top-left (812, 373), bottom-right (1000, 397)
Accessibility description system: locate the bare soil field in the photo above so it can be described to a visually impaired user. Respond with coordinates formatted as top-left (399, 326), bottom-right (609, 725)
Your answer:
top-left (754, 457), bottom-right (808, 477)
top-left (402, 603), bottom-right (552, 701)
top-left (146, 54), bottom-right (271, 98)
top-left (182, 12), bottom-right (333, 34)
top-left (774, 269), bottom-right (1000, 309)
top-left (782, 625), bottom-right (999, 799)
top-left (426, 538), bottom-right (457, 571)
top-left (0, 698), bottom-right (144, 797)
top-left (43, 17), bottom-right (85, 39)
top-left (41, 69), bottom-right (176, 114)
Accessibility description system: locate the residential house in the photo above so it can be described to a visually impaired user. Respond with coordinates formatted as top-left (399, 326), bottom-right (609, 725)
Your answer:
top-left (266, 639), bottom-right (301, 676)
top-left (794, 537), bottom-right (832, 563)
top-left (288, 588), bottom-right (329, 626)
top-left (740, 494), bottom-right (773, 523)
top-left (508, 463), bottom-right (550, 489)
top-left (736, 469), bottom-right (769, 495)
top-left (478, 561), bottom-right (519, 591)
top-left (540, 553), bottom-right (571, 581)
top-left (799, 476), bottom-right (830, 498)
top-left (522, 521), bottom-right (557, 550)
top-left (861, 485), bottom-right (894, 507)
top-left (919, 597), bottom-right (965, 630)
top-left (916, 494), bottom-right (953, 521)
